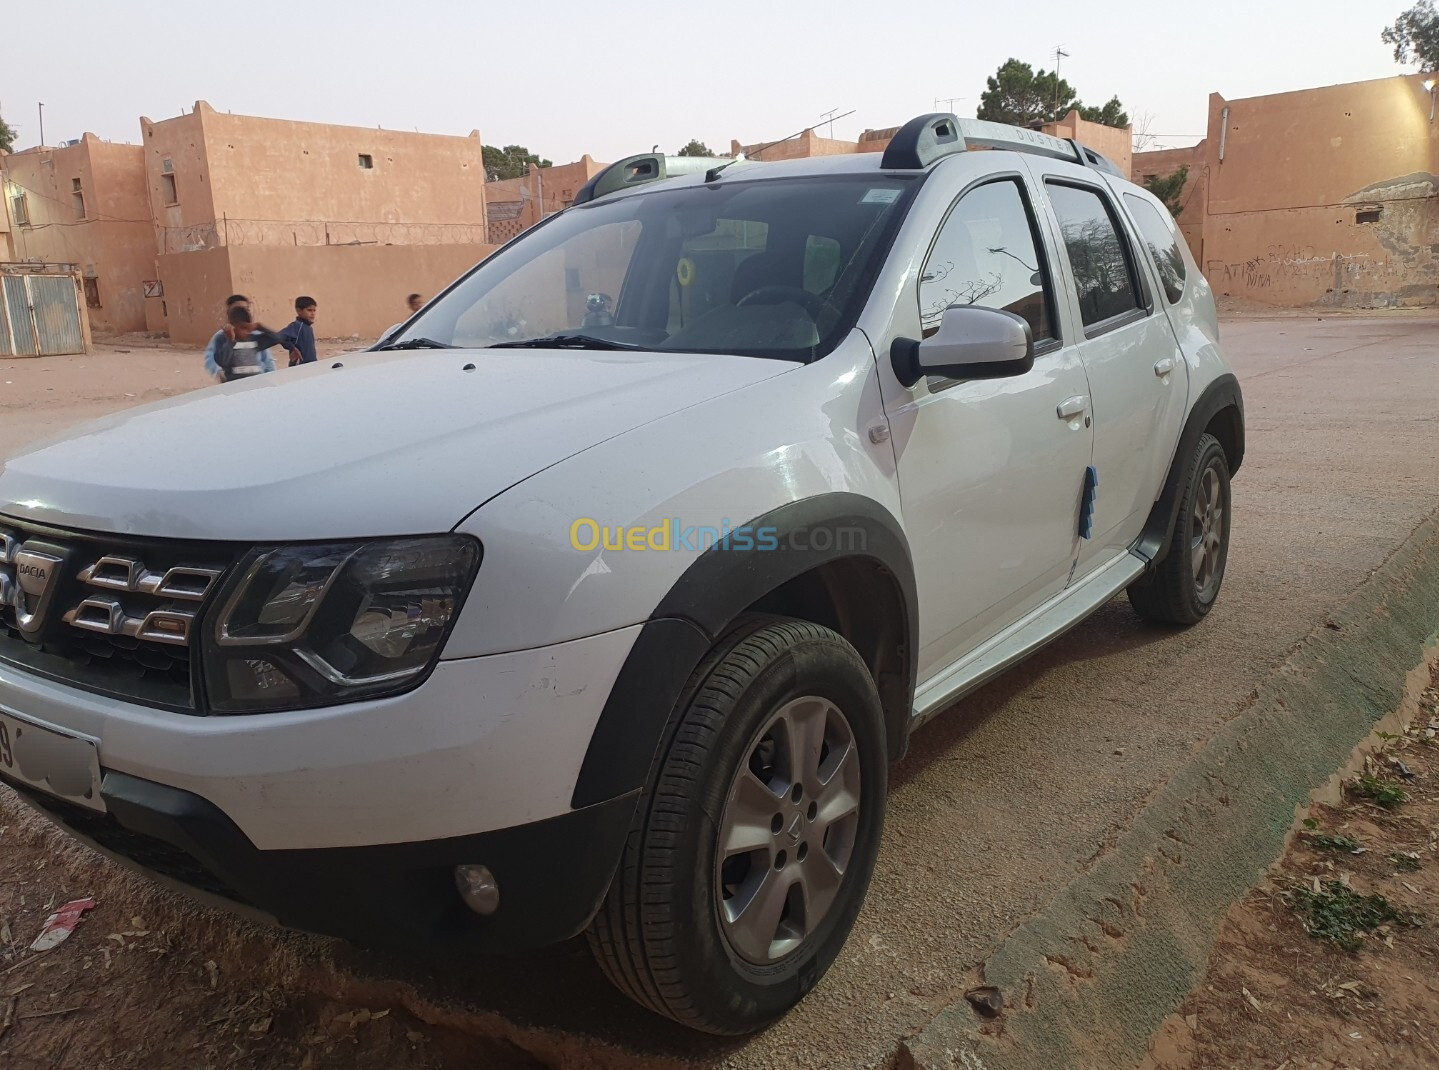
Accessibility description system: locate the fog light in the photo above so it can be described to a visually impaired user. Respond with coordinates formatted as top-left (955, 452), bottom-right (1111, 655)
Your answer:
top-left (454, 864), bottom-right (500, 916)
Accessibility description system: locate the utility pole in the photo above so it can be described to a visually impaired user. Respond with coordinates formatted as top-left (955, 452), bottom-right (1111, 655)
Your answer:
top-left (1052, 47), bottom-right (1070, 121)
top-left (37, 102), bottom-right (44, 148)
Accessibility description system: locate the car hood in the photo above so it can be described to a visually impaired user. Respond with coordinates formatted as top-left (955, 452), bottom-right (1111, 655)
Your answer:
top-left (0, 348), bottom-right (792, 541)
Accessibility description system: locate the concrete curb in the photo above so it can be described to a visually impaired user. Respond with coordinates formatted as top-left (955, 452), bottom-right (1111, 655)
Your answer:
top-left (903, 512), bottom-right (1439, 1070)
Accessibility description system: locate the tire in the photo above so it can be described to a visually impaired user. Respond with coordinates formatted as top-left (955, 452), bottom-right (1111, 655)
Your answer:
top-left (587, 614), bottom-right (887, 1034)
top-left (1128, 432), bottom-right (1232, 625)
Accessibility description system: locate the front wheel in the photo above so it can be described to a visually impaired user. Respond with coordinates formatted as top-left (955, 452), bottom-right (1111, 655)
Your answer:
top-left (1128, 432), bottom-right (1232, 625)
top-left (587, 615), bottom-right (887, 1034)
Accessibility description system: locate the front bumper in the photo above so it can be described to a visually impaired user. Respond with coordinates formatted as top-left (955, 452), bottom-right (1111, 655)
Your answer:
top-left (0, 623), bottom-right (646, 951)
top-left (7, 769), bottom-right (635, 952)
top-left (0, 625), bottom-right (642, 850)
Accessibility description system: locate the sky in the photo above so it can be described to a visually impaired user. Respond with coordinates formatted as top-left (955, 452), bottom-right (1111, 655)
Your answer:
top-left (1, 0), bottom-right (1413, 163)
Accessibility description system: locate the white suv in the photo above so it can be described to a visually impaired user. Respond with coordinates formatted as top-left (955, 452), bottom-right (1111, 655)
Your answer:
top-left (0, 114), bottom-right (1242, 1034)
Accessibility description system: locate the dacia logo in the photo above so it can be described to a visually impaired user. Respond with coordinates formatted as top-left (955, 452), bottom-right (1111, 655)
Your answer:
top-left (5, 547), bottom-right (64, 635)
top-left (14, 551), bottom-right (58, 598)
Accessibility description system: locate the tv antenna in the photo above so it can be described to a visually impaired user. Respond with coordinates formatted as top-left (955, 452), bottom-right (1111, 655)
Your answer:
top-left (1052, 46), bottom-right (1071, 119)
top-left (819, 107), bottom-right (843, 138)
top-left (934, 95), bottom-right (965, 113)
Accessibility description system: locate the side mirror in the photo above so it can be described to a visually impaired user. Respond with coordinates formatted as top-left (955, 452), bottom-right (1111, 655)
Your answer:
top-left (891, 306), bottom-right (1034, 388)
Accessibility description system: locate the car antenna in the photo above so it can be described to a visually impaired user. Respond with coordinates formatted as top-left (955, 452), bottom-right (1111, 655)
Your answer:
top-left (705, 155), bottom-right (746, 182)
top-left (743, 109), bottom-right (856, 163)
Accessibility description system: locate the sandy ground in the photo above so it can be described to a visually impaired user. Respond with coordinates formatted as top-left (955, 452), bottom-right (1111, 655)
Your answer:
top-left (1142, 664), bottom-right (1439, 1070)
top-left (1, 311), bottom-right (1437, 1068)
top-left (0, 334), bottom-right (362, 461)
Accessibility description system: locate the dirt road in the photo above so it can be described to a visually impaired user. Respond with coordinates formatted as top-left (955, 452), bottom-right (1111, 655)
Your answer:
top-left (2, 313), bottom-right (1437, 1069)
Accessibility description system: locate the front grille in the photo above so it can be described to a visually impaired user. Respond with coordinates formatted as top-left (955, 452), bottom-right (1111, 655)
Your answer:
top-left (8, 778), bottom-right (251, 905)
top-left (0, 517), bottom-right (238, 709)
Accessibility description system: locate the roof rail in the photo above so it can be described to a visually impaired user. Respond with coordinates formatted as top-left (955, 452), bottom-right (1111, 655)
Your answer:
top-left (880, 112), bottom-right (1125, 178)
top-left (573, 153), bottom-right (738, 205)
top-left (879, 113), bottom-right (964, 169)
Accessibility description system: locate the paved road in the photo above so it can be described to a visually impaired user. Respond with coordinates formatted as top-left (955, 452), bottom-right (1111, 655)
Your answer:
top-left (3, 314), bottom-right (1437, 1068)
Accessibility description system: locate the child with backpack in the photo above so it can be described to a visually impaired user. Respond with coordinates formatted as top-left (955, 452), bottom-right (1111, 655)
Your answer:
top-left (212, 305), bottom-right (286, 382)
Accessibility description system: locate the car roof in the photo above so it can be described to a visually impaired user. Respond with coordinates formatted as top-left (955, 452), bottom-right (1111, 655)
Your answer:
top-left (574, 114), bottom-right (1136, 207)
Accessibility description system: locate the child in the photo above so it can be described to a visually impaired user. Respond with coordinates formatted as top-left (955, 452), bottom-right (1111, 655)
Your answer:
top-left (203, 295), bottom-right (271, 382)
top-left (280, 296), bottom-right (318, 367)
top-left (212, 305), bottom-right (285, 382)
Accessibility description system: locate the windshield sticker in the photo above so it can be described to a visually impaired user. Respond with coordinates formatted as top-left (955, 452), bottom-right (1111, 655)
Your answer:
top-left (860, 188), bottom-right (901, 205)
top-left (676, 257), bottom-right (696, 287)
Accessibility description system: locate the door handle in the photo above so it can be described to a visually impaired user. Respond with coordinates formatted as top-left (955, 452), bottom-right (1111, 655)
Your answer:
top-left (1153, 357), bottom-right (1175, 377)
top-left (1056, 395), bottom-right (1089, 419)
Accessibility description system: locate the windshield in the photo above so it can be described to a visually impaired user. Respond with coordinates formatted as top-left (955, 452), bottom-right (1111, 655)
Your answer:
top-left (389, 174), bottom-right (919, 361)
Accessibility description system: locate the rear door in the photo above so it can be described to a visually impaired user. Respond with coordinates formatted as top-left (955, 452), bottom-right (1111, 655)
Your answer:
top-left (1024, 163), bottom-right (1185, 577)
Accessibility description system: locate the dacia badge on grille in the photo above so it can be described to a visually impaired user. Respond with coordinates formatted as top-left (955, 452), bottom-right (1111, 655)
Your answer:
top-left (4, 546), bottom-right (66, 637)
top-left (15, 550), bottom-right (58, 597)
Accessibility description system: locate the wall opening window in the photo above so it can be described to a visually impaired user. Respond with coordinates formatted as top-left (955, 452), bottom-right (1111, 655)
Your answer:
top-left (358, 154), bottom-right (374, 169)
top-left (160, 158), bottom-right (178, 205)
top-left (10, 193), bottom-right (29, 226)
top-left (1355, 207), bottom-right (1382, 224)
top-left (83, 278), bottom-right (101, 308)
top-left (72, 178), bottom-right (86, 220)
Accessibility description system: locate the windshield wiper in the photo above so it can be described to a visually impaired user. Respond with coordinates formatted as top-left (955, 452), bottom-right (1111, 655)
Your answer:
top-left (374, 337), bottom-right (456, 351)
top-left (489, 333), bottom-right (642, 351)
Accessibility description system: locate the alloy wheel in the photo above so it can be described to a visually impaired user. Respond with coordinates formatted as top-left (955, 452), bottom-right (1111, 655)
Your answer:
top-left (1190, 464), bottom-right (1225, 599)
top-left (714, 696), bottom-right (862, 965)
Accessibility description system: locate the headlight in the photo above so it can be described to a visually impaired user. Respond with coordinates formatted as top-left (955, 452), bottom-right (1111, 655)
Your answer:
top-left (202, 534), bottom-right (480, 713)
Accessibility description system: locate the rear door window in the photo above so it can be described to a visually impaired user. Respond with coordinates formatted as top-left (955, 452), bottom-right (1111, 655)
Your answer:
top-left (1046, 183), bottom-right (1144, 330)
top-left (1124, 194), bottom-right (1187, 304)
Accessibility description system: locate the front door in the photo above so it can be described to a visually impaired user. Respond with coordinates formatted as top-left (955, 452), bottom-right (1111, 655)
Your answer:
top-left (883, 176), bottom-right (1094, 682)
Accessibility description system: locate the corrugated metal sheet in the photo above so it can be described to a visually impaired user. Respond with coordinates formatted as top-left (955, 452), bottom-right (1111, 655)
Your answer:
top-left (30, 275), bottom-right (85, 356)
top-left (0, 276), bottom-right (35, 357)
top-left (0, 274), bottom-right (85, 357)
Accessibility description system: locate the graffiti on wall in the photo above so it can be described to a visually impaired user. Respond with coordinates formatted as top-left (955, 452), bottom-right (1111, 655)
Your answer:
top-left (1206, 173), bottom-right (1438, 307)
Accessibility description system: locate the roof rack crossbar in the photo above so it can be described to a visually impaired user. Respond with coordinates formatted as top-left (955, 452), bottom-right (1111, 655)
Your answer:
top-left (879, 112), bottom-right (1125, 177)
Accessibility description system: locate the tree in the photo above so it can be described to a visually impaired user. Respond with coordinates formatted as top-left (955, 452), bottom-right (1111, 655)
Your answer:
top-left (1078, 96), bottom-right (1130, 129)
top-left (0, 113), bottom-right (15, 155)
top-left (676, 139), bottom-right (716, 157)
top-left (976, 58), bottom-right (1129, 129)
top-left (482, 144), bottom-right (552, 181)
top-left (1382, 1), bottom-right (1439, 68)
top-left (1144, 165), bottom-right (1190, 217)
top-left (977, 58), bottom-right (1081, 126)
top-left (1131, 112), bottom-right (1160, 153)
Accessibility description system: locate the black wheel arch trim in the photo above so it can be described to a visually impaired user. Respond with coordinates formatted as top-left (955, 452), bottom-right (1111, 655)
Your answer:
top-left (1133, 372), bottom-right (1245, 567)
top-left (571, 492), bottom-right (918, 809)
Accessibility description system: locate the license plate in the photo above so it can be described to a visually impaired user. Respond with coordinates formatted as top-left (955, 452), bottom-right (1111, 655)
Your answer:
top-left (0, 709), bottom-right (105, 813)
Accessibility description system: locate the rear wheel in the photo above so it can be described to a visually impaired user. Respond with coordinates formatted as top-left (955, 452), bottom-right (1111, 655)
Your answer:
top-left (587, 615), bottom-right (886, 1034)
top-left (1128, 432), bottom-right (1232, 625)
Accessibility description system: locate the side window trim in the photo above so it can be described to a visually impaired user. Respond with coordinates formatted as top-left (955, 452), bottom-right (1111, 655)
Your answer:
top-left (917, 171), bottom-right (1063, 346)
top-left (1042, 177), bottom-right (1154, 338)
